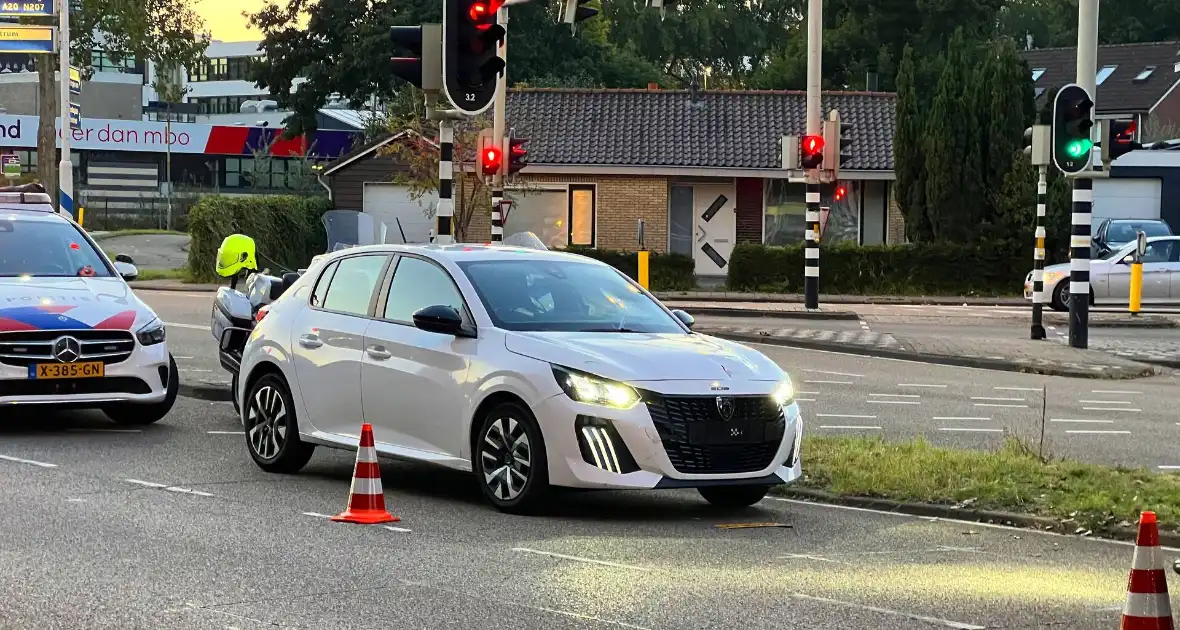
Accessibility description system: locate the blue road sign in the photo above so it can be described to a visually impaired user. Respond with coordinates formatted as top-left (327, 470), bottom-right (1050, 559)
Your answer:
top-left (0, 0), bottom-right (54, 16)
top-left (0, 25), bottom-right (53, 53)
top-left (69, 102), bottom-right (80, 130)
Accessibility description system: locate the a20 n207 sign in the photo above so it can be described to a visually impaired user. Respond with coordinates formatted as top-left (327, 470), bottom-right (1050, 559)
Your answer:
top-left (0, 0), bottom-right (54, 16)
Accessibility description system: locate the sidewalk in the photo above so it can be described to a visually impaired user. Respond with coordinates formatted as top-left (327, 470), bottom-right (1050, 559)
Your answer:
top-left (655, 290), bottom-right (1028, 306)
top-left (698, 324), bottom-right (1165, 380)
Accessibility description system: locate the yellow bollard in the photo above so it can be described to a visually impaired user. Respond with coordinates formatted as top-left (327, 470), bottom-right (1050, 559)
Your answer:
top-left (77, 206), bottom-right (84, 227)
top-left (637, 250), bottom-right (650, 290)
top-left (1129, 261), bottom-right (1142, 315)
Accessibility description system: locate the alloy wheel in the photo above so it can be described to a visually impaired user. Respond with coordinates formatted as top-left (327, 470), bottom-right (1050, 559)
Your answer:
top-left (480, 416), bottom-right (532, 501)
top-left (247, 385), bottom-right (288, 460)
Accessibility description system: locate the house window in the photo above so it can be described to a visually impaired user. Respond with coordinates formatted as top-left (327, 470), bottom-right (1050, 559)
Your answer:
top-left (191, 95), bottom-right (258, 114)
top-left (90, 49), bottom-right (139, 74)
top-left (568, 185), bottom-right (595, 246)
top-left (1096, 65), bottom-right (1117, 85)
top-left (764, 180), bottom-right (858, 245)
top-left (1031, 68), bottom-right (1045, 81)
top-left (1134, 66), bottom-right (1156, 81)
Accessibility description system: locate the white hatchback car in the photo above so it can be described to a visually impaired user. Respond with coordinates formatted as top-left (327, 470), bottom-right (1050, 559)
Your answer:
top-left (0, 185), bottom-right (178, 423)
top-left (237, 244), bottom-right (803, 513)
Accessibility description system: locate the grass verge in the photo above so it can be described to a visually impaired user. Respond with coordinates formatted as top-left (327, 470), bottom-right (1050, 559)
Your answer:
top-left (789, 435), bottom-right (1180, 535)
top-left (134, 268), bottom-right (192, 282)
top-left (90, 229), bottom-right (186, 241)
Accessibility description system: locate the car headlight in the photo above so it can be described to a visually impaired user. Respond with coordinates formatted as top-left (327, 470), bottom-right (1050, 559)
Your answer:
top-left (552, 365), bottom-right (640, 409)
top-left (772, 379), bottom-right (794, 406)
top-left (136, 318), bottom-right (166, 346)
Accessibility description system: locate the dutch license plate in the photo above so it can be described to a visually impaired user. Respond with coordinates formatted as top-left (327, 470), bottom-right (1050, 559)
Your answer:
top-left (689, 421), bottom-right (765, 445)
top-left (29, 361), bottom-right (105, 379)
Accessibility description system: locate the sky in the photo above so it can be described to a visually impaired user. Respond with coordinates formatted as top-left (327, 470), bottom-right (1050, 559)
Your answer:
top-left (195, 0), bottom-right (267, 42)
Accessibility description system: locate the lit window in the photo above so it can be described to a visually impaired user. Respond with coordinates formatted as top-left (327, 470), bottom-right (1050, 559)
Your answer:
top-left (1031, 68), bottom-right (1045, 81)
top-left (1096, 65), bottom-right (1117, 85)
top-left (1135, 66), bottom-right (1156, 81)
top-left (568, 185), bottom-right (595, 246)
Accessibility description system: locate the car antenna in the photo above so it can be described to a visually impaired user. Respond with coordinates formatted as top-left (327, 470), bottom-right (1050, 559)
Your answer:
top-left (395, 217), bottom-right (408, 244)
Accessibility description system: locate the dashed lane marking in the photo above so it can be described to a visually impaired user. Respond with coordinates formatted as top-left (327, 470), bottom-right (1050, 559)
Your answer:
top-left (797, 390), bottom-right (821, 395)
top-left (899, 383), bottom-right (946, 388)
top-left (1082, 407), bottom-right (1141, 413)
top-left (993, 386), bottom-right (1041, 392)
top-left (164, 321), bottom-right (211, 331)
top-left (802, 369), bottom-right (864, 378)
top-left (512, 547), bottom-right (652, 572)
top-left (788, 592), bottom-right (985, 630)
top-left (816, 413), bottom-right (877, 419)
top-left (869, 393), bottom-right (920, 398)
top-left (820, 425), bottom-right (883, 430)
top-left (125, 479), bottom-right (213, 496)
top-left (932, 417), bottom-right (991, 421)
top-left (779, 553), bottom-right (851, 565)
top-left (938, 427), bottom-right (1003, 433)
top-left (207, 430), bottom-right (243, 435)
top-left (302, 512), bottom-right (332, 518)
top-left (1078, 400), bottom-right (1132, 405)
top-left (65, 428), bottom-right (142, 433)
top-left (866, 400), bottom-right (921, 405)
top-left (1159, 466), bottom-right (1180, 471)
top-left (0, 454), bottom-right (57, 468)
top-left (384, 525), bottom-right (412, 533)
top-left (1092, 390), bottom-right (1142, 395)
top-left (1066, 430), bottom-right (1131, 435)
top-left (794, 398), bottom-right (816, 402)
top-left (1051, 418), bottom-right (1114, 424)
top-left (971, 396), bottom-right (1025, 402)
top-left (972, 403), bottom-right (1027, 408)
top-left (805, 380), bottom-right (854, 385)
top-left (125, 478), bottom-right (166, 488)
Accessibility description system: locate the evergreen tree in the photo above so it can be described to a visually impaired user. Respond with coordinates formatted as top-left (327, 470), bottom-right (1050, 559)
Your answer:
top-left (893, 45), bottom-right (930, 241)
top-left (985, 40), bottom-right (1033, 222)
top-left (924, 30), bottom-right (976, 241)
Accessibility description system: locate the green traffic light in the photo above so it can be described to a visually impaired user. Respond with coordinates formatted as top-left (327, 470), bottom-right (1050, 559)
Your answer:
top-left (1065, 139), bottom-right (1092, 158)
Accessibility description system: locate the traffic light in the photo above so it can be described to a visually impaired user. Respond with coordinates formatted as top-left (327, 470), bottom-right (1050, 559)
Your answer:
top-left (443, 0), bottom-right (505, 116)
top-left (1105, 119), bottom-right (1141, 162)
top-left (833, 183), bottom-right (847, 202)
top-left (561, 0), bottom-right (598, 30)
top-left (507, 134), bottom-right (528, 175)
top-left (390, 26), bottom-right (425, 88)
top-left (822, 111), bottom-right (853, 179)
top-left (1051, 83), bottom-right (1094, 174)
top-left (480, 145), bottom-right (503, 177)
top-left (800, 134), bottom-right (824, 170)
top-left (836, 123), bottom-right (852, 168)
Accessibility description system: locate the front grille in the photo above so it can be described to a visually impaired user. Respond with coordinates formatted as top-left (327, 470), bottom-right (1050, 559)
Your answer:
top-left (0, 376), bottom-right (151, 397)
top-left (644, 393), bottom-right (787, 475)
top-left (0, 330), bottom-right (136, 367)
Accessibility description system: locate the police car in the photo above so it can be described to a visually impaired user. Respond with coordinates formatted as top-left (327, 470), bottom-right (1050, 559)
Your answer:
top-left (0, 183), bottom-right (178, 423)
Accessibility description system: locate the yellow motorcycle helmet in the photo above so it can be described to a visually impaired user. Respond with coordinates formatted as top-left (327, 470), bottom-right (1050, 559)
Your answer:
top-left (216, 233), bottom-right (258, 277)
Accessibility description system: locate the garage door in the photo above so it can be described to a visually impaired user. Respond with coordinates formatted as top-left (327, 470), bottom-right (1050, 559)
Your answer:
top-left (362, 183), bottom-right (438, 244)
top-left (1092, 178), bottom-right (1162, 222)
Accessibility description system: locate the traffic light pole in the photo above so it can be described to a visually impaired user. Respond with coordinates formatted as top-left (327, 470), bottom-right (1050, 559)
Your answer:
top-left (490, 6), bottom-right (508, 242)
top-left (1068, 0), bottom-right (1099, 349)
top-left (1031, 165), bottom-right (1048, 340)
top-left (803, 0), bottom-right (822, 310)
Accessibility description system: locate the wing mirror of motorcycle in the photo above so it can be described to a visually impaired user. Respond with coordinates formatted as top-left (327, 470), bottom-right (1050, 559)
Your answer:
top-left (114, 261), bottom-right (138, 281)
top-left (114, 253), bottom-right (134, 264)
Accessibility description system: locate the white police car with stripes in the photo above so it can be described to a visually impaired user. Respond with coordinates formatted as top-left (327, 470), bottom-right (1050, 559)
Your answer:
top-left (237, 234), bottom-right (802, 513)
top-left (0, 184), bottom-right (178, 423)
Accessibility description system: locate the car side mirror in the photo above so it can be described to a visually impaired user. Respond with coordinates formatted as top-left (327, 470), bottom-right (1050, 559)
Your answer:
top-left (114, 253), bottom-right (134, 264)
top-left (114, 261), bottom-right (138, 281)
top-left (1121, 255), bottom-right (1134, 265)
top-left (412, 304), bottom-right (469, 336)
top-left (671, 309), bottom-right (695, 329)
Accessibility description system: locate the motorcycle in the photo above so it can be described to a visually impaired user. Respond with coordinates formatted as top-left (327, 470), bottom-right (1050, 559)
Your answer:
top-left (210, 210), bottom-right (387, 413)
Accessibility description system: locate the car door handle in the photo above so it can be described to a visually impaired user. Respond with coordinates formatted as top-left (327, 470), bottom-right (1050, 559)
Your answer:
top-left (297, 334), bottom-right (323, 349)
top-left (366, 345), bottom-right (392, 360)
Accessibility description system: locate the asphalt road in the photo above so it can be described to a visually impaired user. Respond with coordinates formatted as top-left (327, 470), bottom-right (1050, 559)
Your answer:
top-left (1, 396), bottom-right (1171, 629)
top-left (97, 233), bottom-right (191, 271)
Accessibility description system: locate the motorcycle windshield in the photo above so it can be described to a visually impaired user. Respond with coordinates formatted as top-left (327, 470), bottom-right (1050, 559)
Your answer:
top-left (321, 210), bottom-right (388, 252)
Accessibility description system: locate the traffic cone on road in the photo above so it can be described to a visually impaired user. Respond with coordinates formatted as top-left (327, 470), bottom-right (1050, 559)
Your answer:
top-left (331, 423), bottom-right (399, 525)
top-left (1121, 511), bottom-right (1175, 629)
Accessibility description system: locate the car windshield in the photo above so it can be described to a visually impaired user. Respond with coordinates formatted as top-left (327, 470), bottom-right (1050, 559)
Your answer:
top-left (0, 215), bottom-right (112, 277)
top-left (1107, 222), bottom-right (1172, 243)
top-left (457, 258), bottom-right (686, 333)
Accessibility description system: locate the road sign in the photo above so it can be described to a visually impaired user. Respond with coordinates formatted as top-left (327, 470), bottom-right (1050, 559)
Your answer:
top-left (0, 0), bottom-right (54, 16)
top-left (0, 25), bottom-right (54, 54)
top-left (69, 66), bottom-right (80, 95)
top-left (1, 154), bottom-right (20, 178)
top-left (68, 102), bottom-right (80, 130)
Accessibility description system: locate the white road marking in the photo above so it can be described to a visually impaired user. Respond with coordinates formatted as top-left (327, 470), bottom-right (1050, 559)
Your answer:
top-left (165, 486), bottom-right (214, 497)
top-left (802, 369), bottom-right (863, 378)
top-left (779, 553), bottom-right (850, 565)
top-left (384, 525), bottom-right (412, 533)
top-left (1078, 400), bottom-right (1131, 405)
top-left (869, 393), bottom-right (920, 398)
top-left (816, 413), bottom-right (877, 419)
top-left (164, 321), bottom-right (211, 331)
top-left (971, 396), bottom-right (1025, 401)
top-left (794, 398), bottom-right (816, 402)
top-left (1082, 407), bottom-right (1140, 412)
top-left (1158, 466), bottom-right (1180, 471)
top-left (1092, 390), bottom-right (1142, 395)
top-left (180, 368), bottom-right (214, 373)
top-left (1050, 418), bottom-right (1113, 424)
top-left (512, 547), bottom-right (652, 572)
top-left (789, 592), bottom-right (985, 630)
top-left (207, 430), bottom-right (243, 435)
top-left (993, 386), bottom-right (1041, 392)
top-left (797, 391), bottom-right (820, 395)
top-left (932, 417), bottom-right (991, 421)
top-left (898, 383), bottom-right (946, 388)
top-left (302, 512), bottom-right (333, 519)
top-left (867, 400), bottom-right (921, 405)
top-left (125, 479), bottom-right (167, 488)
top-left (938, 428), bottom-right (1003, 433)
top-left (820, 425), bottom-right (883, 430)
top-left (0, 454), bottom-right (57, 468)
top-left (65, 428), bottom-right (143, 433)
top-left (1066, 430), bottom-right (1131, 435)
top-left (972, 403), bottom-right (1027, 408)
top-left (172, 355), bottom-right (194, 359)
top-left (805, 380), bottom-right (854, 385)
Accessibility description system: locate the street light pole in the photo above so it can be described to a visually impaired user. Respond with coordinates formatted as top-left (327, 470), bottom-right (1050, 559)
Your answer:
top-left (57, 0), bottom-right (73, 217)
top-left (490, 6), bottom-right (507, 242)
top-left (1068, 0), bottom-right (1098, 349)
top-left (803, 0), bottom-right (822, 310)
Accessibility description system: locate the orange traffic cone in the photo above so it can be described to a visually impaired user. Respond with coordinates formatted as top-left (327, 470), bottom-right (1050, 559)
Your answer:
top-left (331, 423), bottom-right (399, 525)
top-left (1121, 511), bottom-right (1175, 629)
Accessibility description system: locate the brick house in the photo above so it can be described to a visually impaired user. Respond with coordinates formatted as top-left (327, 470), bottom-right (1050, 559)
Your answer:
top-left (325, 87), bottom-right (900, 280)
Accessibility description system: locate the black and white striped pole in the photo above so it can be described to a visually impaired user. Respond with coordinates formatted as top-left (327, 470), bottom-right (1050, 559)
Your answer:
top-left (1068, 177), bottom-right (1091, 348)
top-left (1031, 166), bottom-right (1048, 339)
top-left (805, 184), bottom-right (820, 309)
top-left (436, 121), bottom-right (455, 244)
top-left (803, 0), bottom-right (822, 310)
top-left (489, 5), bottom-right (508, 242)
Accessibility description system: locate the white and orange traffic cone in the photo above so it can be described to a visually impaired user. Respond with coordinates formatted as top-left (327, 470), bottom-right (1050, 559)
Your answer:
top-left (331, 423), bottom-right (399, 525)
top-left (1121, 511), bottom-right (1175, 630)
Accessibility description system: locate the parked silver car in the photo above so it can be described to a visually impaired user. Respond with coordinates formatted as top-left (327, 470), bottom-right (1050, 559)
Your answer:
top-left (1024, 236), bottom-right (1180, 311)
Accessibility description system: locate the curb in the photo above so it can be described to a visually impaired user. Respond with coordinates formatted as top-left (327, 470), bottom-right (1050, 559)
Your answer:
top-left (679, 306), bottom-right (860, 321)
top-left (1043, 316), bottom-right (1178, 329)
top-left (704, 330), bottom-right (1162, 380)
top-left (179, 382), bottom-right (231, 402)
top-left (656, 293), bottom-right (1028, 307)
top-left (776, 488), bottom-right (1180, 548)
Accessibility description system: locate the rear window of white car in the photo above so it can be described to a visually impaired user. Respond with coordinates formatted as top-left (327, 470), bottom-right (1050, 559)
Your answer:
top-left (458, 258), bottom-right (685, 334)
top-left (0, 214), bottom-right (112, 278)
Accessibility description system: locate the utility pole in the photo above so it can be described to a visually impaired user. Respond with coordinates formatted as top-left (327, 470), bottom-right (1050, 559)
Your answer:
top-left (490, 6), bottom-right (507, 242)
top-left (1068, 0), bottom-right (1098, 349)
top-left (1024, 124), bottom-right (1050, 340)
top-left (803, 0), bottom-right (822, 310)
top-left (57, 0), bottom-right (72, 218)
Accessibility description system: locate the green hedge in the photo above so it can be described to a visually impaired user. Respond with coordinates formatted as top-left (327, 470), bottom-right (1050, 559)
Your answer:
top-left (563, 246), bottom-right (696, 291)
top-left (727, 240), bottom-right (1029, 296)
top-left (187, 195), bottom-right (333, 283)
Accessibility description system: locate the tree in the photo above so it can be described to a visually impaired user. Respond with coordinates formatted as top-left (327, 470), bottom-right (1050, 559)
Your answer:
top-left (893, 45), bottom-right (930, 242)
top-left (923, 30), bottom-right (979, 242)
top-left (34, 0), bottom-right (209, 209)
top-left (983, 39), bottom-right (1034, 221)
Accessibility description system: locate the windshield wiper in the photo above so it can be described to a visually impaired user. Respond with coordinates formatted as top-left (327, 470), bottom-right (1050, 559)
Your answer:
top-left (578, 327), bottom-right (642, 333)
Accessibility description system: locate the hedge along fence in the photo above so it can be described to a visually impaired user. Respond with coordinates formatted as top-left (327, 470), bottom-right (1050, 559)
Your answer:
top-left (187, 195), bottom-right (333, 283)
top-left (727, 240), bottom-right (1031, 296)
top-left (563, 246), bottom-right (696, 291)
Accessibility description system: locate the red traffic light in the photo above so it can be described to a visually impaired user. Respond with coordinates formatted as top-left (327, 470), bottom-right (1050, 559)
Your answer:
top-left (802, 135), bottom-right (824, 155)
top-left (834, 184), bottom-right (846, 201)
top-left (481, 146), bottom-right (502, 176)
